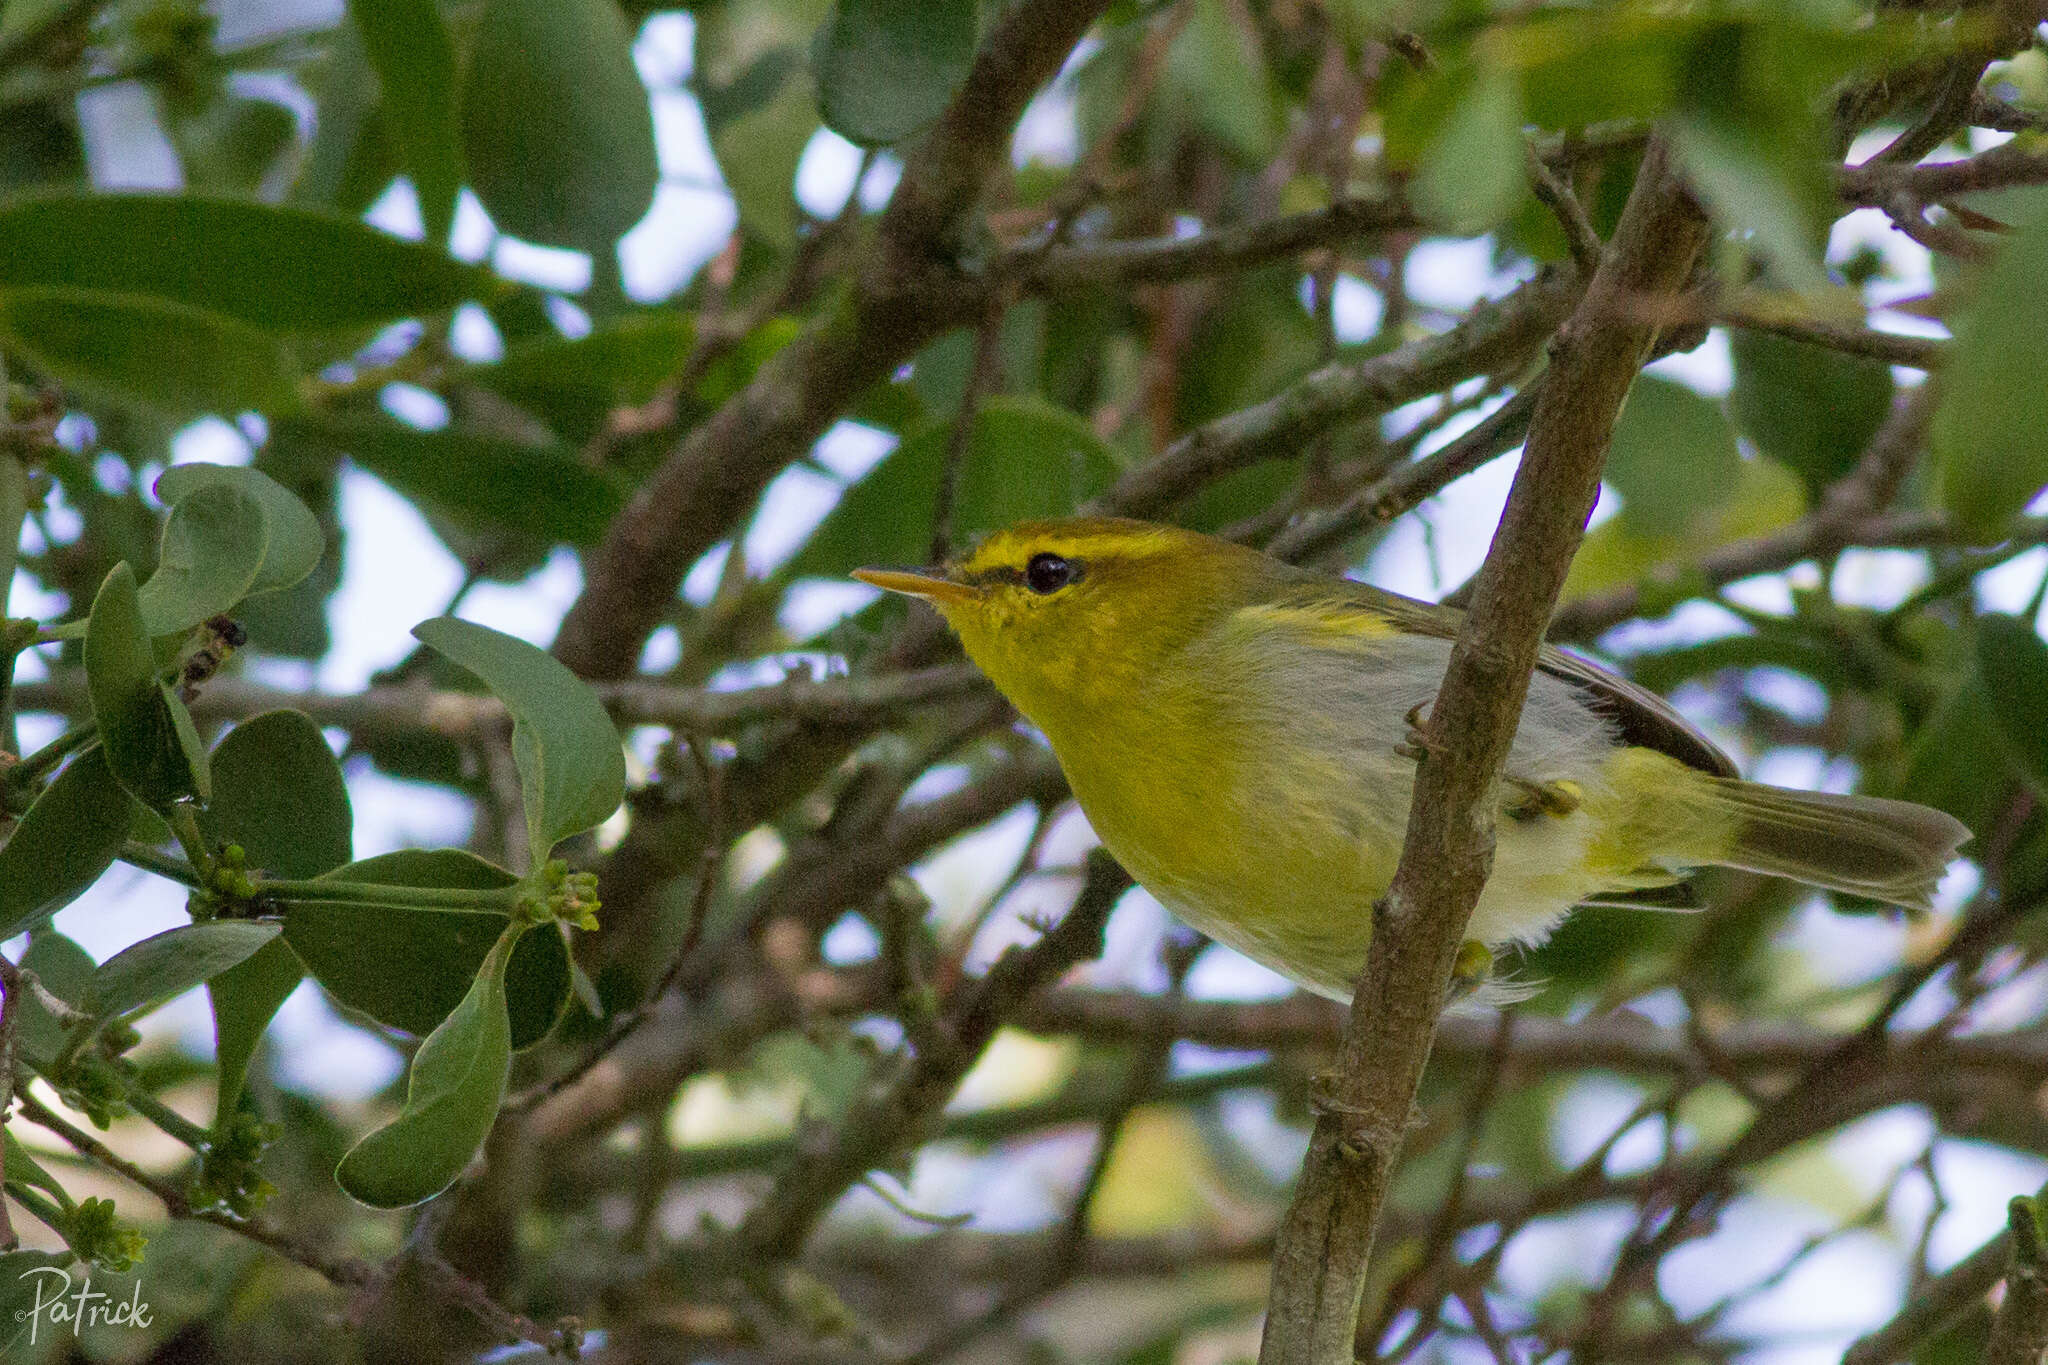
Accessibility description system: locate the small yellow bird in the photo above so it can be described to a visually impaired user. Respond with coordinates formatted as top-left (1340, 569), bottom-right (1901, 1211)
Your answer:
top-left (856, 517), bottom-right (1969, 1001)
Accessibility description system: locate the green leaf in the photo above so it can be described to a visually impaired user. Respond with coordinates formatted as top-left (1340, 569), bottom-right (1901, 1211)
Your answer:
top-left (1933, 198), bottom-right (2048, 540)
top-left (1160, 0), bottom-right (1281, 164)
top-left (459, 0), bottom-right (659, 256)
top-left (1605, 374), bottom-right (1742, 538)
top-left (3, 1129), bottom-right (72, 1210)
top-left (1901, 677), bottom-right (2018, 837)
top-left (283, 849), bottom-right (567, 1047)
top-left (471, 312), bottom-right (695, 441)
top-left (1412, 63), bottom-right (1526, 234)
top-left (133, 482), bottom-right (269, 636)
top-left (0, 193), bottom-right (487, 330)
top-left (85, 562), bottom-right (209, 811)
top-left (816, 0), bottom-right (976, 148)
top-left (1564, 455), bottom-right (1804, 604)
top-left (1667, 22), bottom-right (1830, 295)
top-left (0, 450), bottom-right (25, 600)
top-left (0, 747), bottom-right (134, 940)
top-left (208, 938), bottom-right (304, 1124)
top-left (14, 931), bottom-right (94, 1063)
top-left (86, 921), bottom-right (282, 1018)
top-left (0, 287), bottom-right (301, 416)
top-left (347, 0), bottom-right (462, 243)
top-left (412, 618), bottom-right (625, 864)
top-left (274, 415), bottom-right (623, 547)
top-left (155, 462), bottom-right (326, 599)
top-left (790, 395), bottom-right (1124, 579)
top-left (334, 926), bottom-right (517, 1207)
top-left (1976, 614), bottom-right (2048, 799)
top-left (204, 710), bottom-right (353, 878)
top-left (1728, 326), bottom-right (1894, 497)
top-left (705, 51), bottom-right (817, 252)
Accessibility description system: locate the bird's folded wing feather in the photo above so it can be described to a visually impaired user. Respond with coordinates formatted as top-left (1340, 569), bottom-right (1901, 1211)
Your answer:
top-left (1274, 578), bottom-right (1739, 779)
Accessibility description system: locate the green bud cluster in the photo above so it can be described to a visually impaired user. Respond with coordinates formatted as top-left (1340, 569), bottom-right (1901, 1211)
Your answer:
top-left (66, 1197), bottom-right (148, 1273)
top-left (522, 860), bottom-right (602, 931)
top-left (190, 1111), bottom-right (281, 1219)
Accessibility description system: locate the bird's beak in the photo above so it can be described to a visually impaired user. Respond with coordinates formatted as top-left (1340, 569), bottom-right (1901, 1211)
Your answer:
top-left (852, 565), bottom-right (981, 606)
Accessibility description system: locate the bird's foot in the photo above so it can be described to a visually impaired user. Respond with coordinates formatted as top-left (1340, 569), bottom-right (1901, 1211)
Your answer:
top-left (1308, 1070), bottom-right (1369, 1121)
top-left (1503, 776), bottom-right (1582, 822)
top-left (1393, 701), bottom-right (1434, 762)
top-left (1445, 940), bottom-right (1494, 1006)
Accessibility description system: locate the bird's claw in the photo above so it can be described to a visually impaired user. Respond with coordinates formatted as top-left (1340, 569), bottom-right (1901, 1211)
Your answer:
top-left (1445, 940), bottom-right (1494, 1006)
top-left (1394, 701), bottom-right (1434, 762)
top-left (1504, 776), bottom-right (1582, 822)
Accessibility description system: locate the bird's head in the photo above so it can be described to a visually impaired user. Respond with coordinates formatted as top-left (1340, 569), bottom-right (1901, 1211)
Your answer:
top-left (854, 517), bottom-right (1272, 731)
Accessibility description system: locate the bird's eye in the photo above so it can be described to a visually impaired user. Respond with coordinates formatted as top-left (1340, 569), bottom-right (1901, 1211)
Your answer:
top-left (1024, 553), bottom-right (1074, 595)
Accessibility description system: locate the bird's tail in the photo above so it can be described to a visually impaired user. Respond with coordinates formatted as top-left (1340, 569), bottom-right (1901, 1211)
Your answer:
top-left (1702, 777), bottom-right (1970, 914)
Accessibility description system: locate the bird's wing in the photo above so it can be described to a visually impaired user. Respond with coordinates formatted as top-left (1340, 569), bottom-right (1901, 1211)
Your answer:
top-left (1289, 579), bottom-right (1739, 780)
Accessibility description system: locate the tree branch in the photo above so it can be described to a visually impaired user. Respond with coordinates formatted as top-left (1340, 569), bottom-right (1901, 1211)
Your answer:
top-left (1095, 266), bottom-right (1580, 518)
top-left (732, 852), bottom-right (1126, 1263)
top-left (10, 664), bottom-right (989, 739)
top-left (1010, 193), bottom-right (1420, 292)
top-left (1256, 138), bottom-right (1711, 1365)
top-left (551, 0), bottom-right (1114, 678)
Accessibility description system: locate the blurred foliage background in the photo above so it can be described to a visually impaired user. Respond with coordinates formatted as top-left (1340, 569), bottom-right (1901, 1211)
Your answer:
top-left (2, 0), bottom-right (2048, 1361)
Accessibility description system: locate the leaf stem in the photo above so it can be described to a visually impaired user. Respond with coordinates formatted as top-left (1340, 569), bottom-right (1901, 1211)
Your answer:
top-left (260, 878), bottom-right (523, 913)
top-left (4, 718), bottom-right (97, 800)
top-left (124, 1087), bottom-right (209, 1151)
top-left (118, 842), bottom-right (203, 889)
top-left (167, 803), bottom-right (215, 884)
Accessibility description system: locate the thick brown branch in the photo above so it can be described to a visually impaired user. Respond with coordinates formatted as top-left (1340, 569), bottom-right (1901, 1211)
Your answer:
top-left (551, 0), bottom-right (1113, 678)
top-left (1256, 139), bottom-right (1711, 1365)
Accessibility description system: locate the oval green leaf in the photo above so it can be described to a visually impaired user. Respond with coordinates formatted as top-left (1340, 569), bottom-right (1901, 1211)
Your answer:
top-left (0, 287), bottom-right (301, 417)
top-left (459, 0), bottom-right (658, 255)
top-left (205, 709), bottom-right (353, 878)
top-left (412, 618), bottom-right (625, 865)
top-left (1934, 199), bottom-right (2048, 540)
top-left (1606, 374), bottom-right (1742, 539)
top-left (816, 0), bottom-right (977, 148)
top-left (208, 937), bottom-right (304, 1124)
top-left (1412, 63), bottom-right (1526, 234)
top-left (335, 928), bottom-right (516, 1207)
top-left (0, 747), bottom-right (134, 940)
top-left (1976, 613), bottom-right (2048, 798)
top-left (155, 462), bottom-right (326, 598)
top-left (0, 193), bottom-right (488, 330)
top-left (85, 562), bottom-right (210, 811)
top-left (346, 0), bottom-right (462, 243)
top-left (14, 931), bottom-right (95, 1063)
top-left (1728, 326), bottom-right (1894, 497)
top-left (86, 920), bottom-right (281, 1018)
top-left (134, 482), bottom-right (269, 636)
top-left (283, 849), bottom-right (567, 1047)
top-left (273, 415), bottom-right (623, 547)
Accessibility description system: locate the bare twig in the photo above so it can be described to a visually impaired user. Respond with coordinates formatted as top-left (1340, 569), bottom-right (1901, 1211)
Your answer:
top-left (734, 852), bottom-right (1125, 1263)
